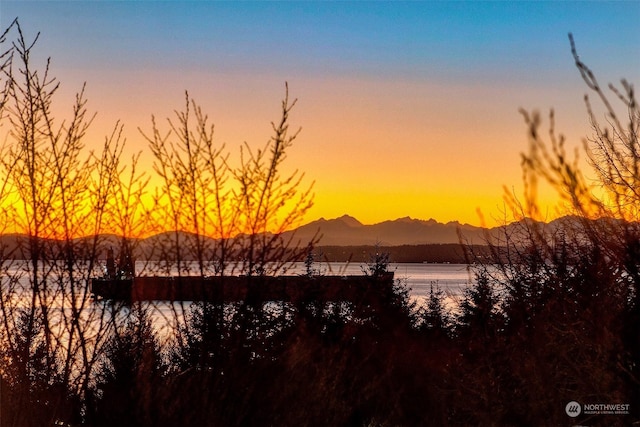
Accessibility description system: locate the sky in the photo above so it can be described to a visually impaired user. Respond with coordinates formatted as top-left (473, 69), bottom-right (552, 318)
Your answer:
top-left (1, 1), bottom-right (639, 228)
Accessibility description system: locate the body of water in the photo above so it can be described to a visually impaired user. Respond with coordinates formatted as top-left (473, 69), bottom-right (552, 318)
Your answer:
top-left (286, 262), bottom-right (474, 306)
top-left (1, 261), bottom-right (478, 351)
top-left (128, 260), bottom-right (476, 303)
top-left (391, 262), bottom-right (473, 302)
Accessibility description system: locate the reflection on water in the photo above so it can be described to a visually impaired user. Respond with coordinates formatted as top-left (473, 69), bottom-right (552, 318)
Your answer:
top-left (286, 262), bottom-right (474, 306)
top-left (2, 261), bottom-right (477, 343)
top-left (390, 263), bottom-right (473, 306)
top-left (103, 262), bottom-right (476, 339)
top-left (3, 260), bottom-right (474, 307)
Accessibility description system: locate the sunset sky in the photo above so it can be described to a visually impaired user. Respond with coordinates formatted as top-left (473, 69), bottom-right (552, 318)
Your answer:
top-left (1, 1), bottom-right (639, 228)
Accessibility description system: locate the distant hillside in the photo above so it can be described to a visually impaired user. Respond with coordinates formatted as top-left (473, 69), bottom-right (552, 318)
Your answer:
top-left (312, 243), bottom-right (491, 264)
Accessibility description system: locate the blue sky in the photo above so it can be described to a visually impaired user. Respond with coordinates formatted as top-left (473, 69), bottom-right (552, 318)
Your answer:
top-left (5, 2), bottom-right (638, 79)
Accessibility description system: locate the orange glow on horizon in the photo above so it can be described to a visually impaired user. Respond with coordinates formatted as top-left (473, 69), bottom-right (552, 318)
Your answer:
top-left (0, 56), bottom-right (610, 238)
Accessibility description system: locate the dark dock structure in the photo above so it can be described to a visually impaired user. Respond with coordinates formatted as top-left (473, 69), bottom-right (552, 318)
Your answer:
top-left (92, 247), bottom-right (396, 303)
top-left (91, 273), bottom-right (395, 303)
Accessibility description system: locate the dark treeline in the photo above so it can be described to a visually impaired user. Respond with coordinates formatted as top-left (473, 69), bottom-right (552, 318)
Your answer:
top-left (0, 21), bottom-right (638, 426)
top-left (313, 243), bottom-right (491, 264)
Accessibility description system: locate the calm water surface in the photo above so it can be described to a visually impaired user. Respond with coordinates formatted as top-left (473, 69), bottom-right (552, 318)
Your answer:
top-left (288, 262), bottom-right (474, 306)
top-left (2, 262), bottom-right (477, 344)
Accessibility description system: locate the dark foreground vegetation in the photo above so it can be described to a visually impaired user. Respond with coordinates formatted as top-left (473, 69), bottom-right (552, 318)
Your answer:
top-left (0, 21), bottom-right (638, 426)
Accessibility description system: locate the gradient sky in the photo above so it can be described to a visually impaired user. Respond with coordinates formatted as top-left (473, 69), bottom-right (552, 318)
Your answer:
top-left (1, 1), bottom-right (639, 227)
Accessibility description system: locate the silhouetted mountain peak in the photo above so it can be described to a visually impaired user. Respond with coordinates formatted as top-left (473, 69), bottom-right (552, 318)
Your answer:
top-left (395, 216), bottom-right (414, 223)
top-left (336, 215), bottom-right (363, 228)
top-left (381, 217), bottom-right (428, 225)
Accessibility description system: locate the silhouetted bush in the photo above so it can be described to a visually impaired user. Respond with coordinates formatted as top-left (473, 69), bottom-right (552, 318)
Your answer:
top-left (88, 304), bottom-right (164, 427)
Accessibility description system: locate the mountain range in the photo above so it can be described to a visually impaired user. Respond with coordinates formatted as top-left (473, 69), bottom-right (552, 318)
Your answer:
top-left (284, 215), bottom-right (491, 246)
top-left (1, 214), bottom-right (618, 260)
top-left (0, 215), bottom-right (493, 263)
